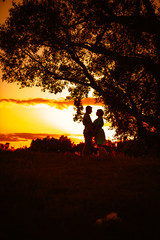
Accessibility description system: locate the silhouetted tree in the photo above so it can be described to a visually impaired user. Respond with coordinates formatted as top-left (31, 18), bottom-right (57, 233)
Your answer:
top-left (0, 0), bottom-right (160, 140)
top-left (72, 142), bottom-right (85, 155)
top-left (59, 135), bottom-right (73, 152)
top-left (0, 143), bottom-right (10, 151)
top-left (29, 135), bottom-right (73, 152)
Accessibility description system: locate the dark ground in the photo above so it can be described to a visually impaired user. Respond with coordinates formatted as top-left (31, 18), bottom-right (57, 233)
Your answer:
top-left (0, 151), bottom-right (160, 240)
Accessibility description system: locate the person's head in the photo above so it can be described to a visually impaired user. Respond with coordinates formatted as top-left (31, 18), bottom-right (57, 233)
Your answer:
top-left (86, 105), bottom-right (92, 114)
top-left (96, 109), bottom-right (104, 117)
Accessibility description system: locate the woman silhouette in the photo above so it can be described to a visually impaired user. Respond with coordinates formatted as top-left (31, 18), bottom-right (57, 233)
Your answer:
top-left (93, 109), bottom-right (105, 145)
top-left (93, 109), bottom-right (107, 156)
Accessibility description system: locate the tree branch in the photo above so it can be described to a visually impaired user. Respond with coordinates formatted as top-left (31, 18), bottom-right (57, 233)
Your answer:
top-left (75, 42), bottom-right (160, 80)
top-left (67, 47), bottom-right (106, 96)
top-left (22, 48), bottom-right (91, 87)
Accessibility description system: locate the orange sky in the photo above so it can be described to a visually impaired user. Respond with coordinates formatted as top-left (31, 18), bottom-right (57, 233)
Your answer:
top-left (0, 75), bottom-right (115, 148)
top-left (0, 79), bottom-right (115, 148)
top-left (0, 0), bottom-right (115, 148)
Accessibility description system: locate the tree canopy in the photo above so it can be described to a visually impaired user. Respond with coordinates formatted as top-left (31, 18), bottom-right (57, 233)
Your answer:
top-left (0, 0), bottom-right (160, 140)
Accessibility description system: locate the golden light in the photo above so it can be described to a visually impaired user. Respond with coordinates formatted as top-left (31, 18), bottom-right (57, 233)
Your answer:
top-left (36, 105), bottom-right (84, 134)
top-left (0, 96), bottom-right (116, 148)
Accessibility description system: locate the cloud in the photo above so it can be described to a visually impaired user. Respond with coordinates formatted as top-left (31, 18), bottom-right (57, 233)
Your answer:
top-left (0, 97), bottom-right (103, 110)
top-left (81, 98), bottom-right (103, 106)
top-left (0, 133), bottom-right (67, 142)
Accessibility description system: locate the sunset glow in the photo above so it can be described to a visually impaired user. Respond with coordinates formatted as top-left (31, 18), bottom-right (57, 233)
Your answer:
top-left (0, 74), bottom-right (115, 149)
top-left (0, 83), bottom-right (116, 148)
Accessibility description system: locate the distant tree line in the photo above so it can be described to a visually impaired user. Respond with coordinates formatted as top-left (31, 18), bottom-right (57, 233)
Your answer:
top-left (29, 133), bottom-right (160, 157)
top-left (0, 135), bottom-right (114, 154)
top-left (0, 143), bottom-right (10, 151)
top-left (1, 134), bottom-right (159, 157)
top-left (29, 135), bottom-right (74, 152)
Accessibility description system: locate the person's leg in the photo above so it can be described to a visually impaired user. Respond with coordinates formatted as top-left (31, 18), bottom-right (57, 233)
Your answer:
top-left (87, 135), bottom-right (93, 155)
top-left (82, 133), bottom-right (92, 156)
top-left (98, 145), bottom-right (108, 158)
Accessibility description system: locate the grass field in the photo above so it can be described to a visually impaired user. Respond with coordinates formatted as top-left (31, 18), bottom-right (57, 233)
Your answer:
top-left (0, 151), bottom-right (160, 240)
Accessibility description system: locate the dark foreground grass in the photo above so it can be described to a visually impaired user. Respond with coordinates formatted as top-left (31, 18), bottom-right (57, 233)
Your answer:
top-left (0, 151), bottom-right (160, 240)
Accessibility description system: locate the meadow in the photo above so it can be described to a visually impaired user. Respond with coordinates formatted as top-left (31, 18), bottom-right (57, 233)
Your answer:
top-left (0, 150), bottom-right (160, 240)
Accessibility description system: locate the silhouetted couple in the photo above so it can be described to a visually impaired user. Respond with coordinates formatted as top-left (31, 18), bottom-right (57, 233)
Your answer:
top-left (82, 105), bottom-right (106, 157)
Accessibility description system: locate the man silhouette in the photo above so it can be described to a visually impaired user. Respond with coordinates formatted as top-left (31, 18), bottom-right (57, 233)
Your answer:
top-left (82, 106), bottom-right (93, 156)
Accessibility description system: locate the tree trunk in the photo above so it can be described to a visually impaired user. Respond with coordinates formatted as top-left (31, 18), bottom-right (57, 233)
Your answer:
top-left (136, 119), bottom-right (146, 140)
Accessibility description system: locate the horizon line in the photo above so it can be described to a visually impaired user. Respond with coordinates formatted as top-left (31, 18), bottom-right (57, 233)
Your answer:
top-left (0, 132), bottom-right (84, 143)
